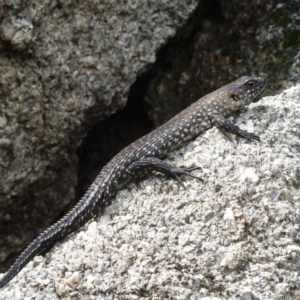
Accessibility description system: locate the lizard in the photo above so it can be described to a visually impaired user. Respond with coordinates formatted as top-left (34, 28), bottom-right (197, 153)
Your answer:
top-left (0, 75), bottom-right (266, 289)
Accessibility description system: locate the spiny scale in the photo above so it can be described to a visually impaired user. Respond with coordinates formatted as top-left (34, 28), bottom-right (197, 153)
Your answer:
top-left (0, 76), bottom-right (266, 288)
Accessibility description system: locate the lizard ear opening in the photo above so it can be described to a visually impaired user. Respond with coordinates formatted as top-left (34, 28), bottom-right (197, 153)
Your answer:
top-left (230, 93), bottom-right (240, 101)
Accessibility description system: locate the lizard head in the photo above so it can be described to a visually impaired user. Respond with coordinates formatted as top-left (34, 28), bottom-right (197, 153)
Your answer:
top-left (229, 76), bottom-right (267, 108)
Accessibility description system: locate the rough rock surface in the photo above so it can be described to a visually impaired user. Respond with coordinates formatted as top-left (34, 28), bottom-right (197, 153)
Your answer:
top-left (1, 84), bottom-right (300, 299)
top-left (0, 0), bottom-right (199, 268)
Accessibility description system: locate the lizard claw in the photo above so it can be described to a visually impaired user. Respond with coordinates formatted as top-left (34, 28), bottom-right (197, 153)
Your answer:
top-left (170, 165), bottom-right (203, 187)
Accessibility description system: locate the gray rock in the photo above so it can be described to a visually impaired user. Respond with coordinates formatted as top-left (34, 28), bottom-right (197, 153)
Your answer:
top-left (1, 83), bottom-right (300, 299)
top-left (0, 0), bottom-right (198, 267)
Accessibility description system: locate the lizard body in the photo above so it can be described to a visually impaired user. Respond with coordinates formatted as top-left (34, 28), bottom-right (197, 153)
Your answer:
top-left (0, 76), bottom-right (266, 288)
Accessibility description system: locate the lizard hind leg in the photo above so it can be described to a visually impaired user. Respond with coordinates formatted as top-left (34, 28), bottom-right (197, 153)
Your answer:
top-left (126, 157), bottom-right (203, 188)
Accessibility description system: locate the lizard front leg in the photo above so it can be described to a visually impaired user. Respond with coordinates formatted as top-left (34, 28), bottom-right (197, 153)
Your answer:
top-left (213, 114), bottom-right (260, 142)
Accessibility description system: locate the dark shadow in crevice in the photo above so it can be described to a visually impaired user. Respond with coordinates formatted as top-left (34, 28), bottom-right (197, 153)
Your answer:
top-left (75, 0), bottom-right (222, 201)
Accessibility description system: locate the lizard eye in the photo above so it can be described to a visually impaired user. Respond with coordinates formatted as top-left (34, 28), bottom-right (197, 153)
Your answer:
top-left (246, 80), bottom-right (255, 87)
